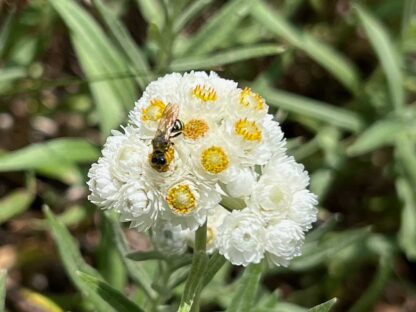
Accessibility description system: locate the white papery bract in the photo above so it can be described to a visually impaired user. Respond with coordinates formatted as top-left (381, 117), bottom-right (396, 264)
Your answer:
top-left (87, 71), bottom-right (318, 265)
top-left (216, 209), bottom-right (265, 266)
top-left (265, 219), bottom-right (305, 267)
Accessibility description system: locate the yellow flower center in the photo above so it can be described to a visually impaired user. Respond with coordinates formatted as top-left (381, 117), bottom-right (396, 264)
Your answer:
top-left (141, 99), bottom-right (166, 121)
top-left (192, 84), bottom-right (217, 102)
top-left (183, 119), bottom-right (209, 140)
top-left (166, 184), bottom-right (196, 215)
top-left (201, 146), bottom-right (229, 174)
top-left (234, 118), bottom-right (262, 142)
top-left (240, 87), bottom-right (265, 111)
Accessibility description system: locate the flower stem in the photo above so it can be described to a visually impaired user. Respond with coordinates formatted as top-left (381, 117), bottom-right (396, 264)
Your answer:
top-left (178, 222), bottom-right (208, 312)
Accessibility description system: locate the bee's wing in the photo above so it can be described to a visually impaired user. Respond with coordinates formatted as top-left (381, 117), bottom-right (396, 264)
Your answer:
top-left (156, 103), bottom-right (179, 140)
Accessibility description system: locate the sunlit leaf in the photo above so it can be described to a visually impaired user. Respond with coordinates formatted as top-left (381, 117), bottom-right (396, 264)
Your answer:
top-left (48, 0), bottom-right (137, 135)
top-left (0, 189), bottom-right (34, 224)
top-left (134, 0), bottom-right (164, 30)
top-left (0, 139), bottom-right (98, 171)
top-left (256, 84), bottom-right (363, 132)
top-left (170, 44), bottom-right (285, 71)
top-left (20, 289), bottom-right (63, 312)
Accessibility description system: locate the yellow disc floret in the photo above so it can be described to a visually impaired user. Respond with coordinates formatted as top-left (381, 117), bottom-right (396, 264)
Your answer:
top-left (183, 119), bottom-right (209, 140)
top-left (166, 184), bottom-right (196, 215)
top-left (192, 84), bottom-right (217, 102)
top-left (141, 99), bottom-right (166, 121)
top-left (201, 146), bottom-right (229, 174)
top-left (234, 118), bottom-right (262, 142)
top-left (240, 87), bottom-right (265, 111)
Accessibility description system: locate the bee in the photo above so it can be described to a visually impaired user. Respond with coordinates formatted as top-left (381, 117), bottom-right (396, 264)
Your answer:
top-left (149, 103), bottom-right (184, 172)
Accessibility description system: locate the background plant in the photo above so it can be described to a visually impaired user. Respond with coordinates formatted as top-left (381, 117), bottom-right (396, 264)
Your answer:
top-left (0, 0), bottom-right (415, 311)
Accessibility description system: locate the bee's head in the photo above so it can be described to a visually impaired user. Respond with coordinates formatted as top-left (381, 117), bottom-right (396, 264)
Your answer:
top-left (151, 152), bottom-right (167, 166)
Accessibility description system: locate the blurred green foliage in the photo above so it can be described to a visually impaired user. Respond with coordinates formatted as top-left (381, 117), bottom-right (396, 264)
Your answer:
top-left (1, 0), bottom-right (416, 311)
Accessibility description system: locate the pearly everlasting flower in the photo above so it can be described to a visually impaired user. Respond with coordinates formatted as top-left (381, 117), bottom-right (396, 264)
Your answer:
top-left (87, 71), bottom-right (318, 265)
top-left (265, 219), bottom-right (305, 267)
top-left (216, 209), bottom-right (265, 266)
top-left (249, 156), bottom-right (317, 229)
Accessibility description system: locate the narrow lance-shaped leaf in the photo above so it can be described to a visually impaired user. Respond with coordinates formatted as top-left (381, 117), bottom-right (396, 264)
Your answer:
top-left (354, 4), bottom-right (404, 111)
top-left (252, 1), bottom-right (360, 94)
top-left (44, 206), bottom-right (115, 312)
top-left (226, 263), bottom-right (263, 312)
top-left (134, 0), bottom-right (164, 30)
top-left (0, 189), bottom-right (34, 224)
top-left (48, 0), bottom-right (137, 134)
top-left (396, 177), bottom-right (416, 260)
top-left (77, 271), bottom-right (144, 312)
top-left (173, 0), bottom-right (215, 33)
top-left (0, 138), bottom-right (98, 172)
top-left (93, 0), bottom-right (152, 89)
top-left (256, 84), bottom-right (363, 133)
top-left (308, 298), bottom-right (337, 312)
top-left (180, 0), bottom-right (252, 56)
top-left (348, 116), bottom-right (416, 156)
top-left (170, 44), bottom-right (285, 71)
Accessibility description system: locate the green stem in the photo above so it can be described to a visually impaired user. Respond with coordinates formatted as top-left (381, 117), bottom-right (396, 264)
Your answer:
top-left (178, 223), bottom-right (208, 312)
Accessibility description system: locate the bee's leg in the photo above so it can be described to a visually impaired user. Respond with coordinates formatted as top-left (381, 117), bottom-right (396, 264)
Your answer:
top-left (170, 131), bottom-right (182, 138)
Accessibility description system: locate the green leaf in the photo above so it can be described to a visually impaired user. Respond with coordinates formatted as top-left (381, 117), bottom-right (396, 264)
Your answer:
top-left (97, 213), bottom-right (126, 291)
top-left (226, 263), bottom-right (263, 312)
top-left (0, 8), bottom-right (15, 58)
top-left (93, 0), bottom-right (152, 89)
top-left (77, 271), bottom-right (144, 312)
top-left (173, 0), bottom-right (214, 33)
top-left (256, 84), bottom-right (363, 133)
top-left (290, 228), bottom-right (370, 271)
top-left (354, 4), bottom-right (404, 111)
top-left (48, 0), bottom-right (137, 134)
top-left (0, 270), bottom-right (6, 312)
top-left (0, 67), bottom-right (26, 83)
top-left (180, 0), bottom-right (252, 56)
top-left (348, 116), bottom-right (416, 156)
top-left (126, 250), bottom-right (165, 261)
top-left (396, 177), bottom-right (416, 259)
top-left (0, 189), bottom-right (34, 224)
top-left (308, 298), bottom-right (337, 312)
top-left (134, 0), bottom-right (164, 30)
top-left (0, 138), bottom-right (98, 172)
top-left (252, 1), bottom-right (360, 93)
top-left (201, 252), bottom-right (227, 286)
top-left (170, 44), bottom-right (285, 71)
top-left (44, 206), bottom-right (114, 312)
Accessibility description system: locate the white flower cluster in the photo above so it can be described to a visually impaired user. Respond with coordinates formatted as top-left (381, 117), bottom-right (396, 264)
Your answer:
top-left (88, 71), bottom-right (318, 266)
